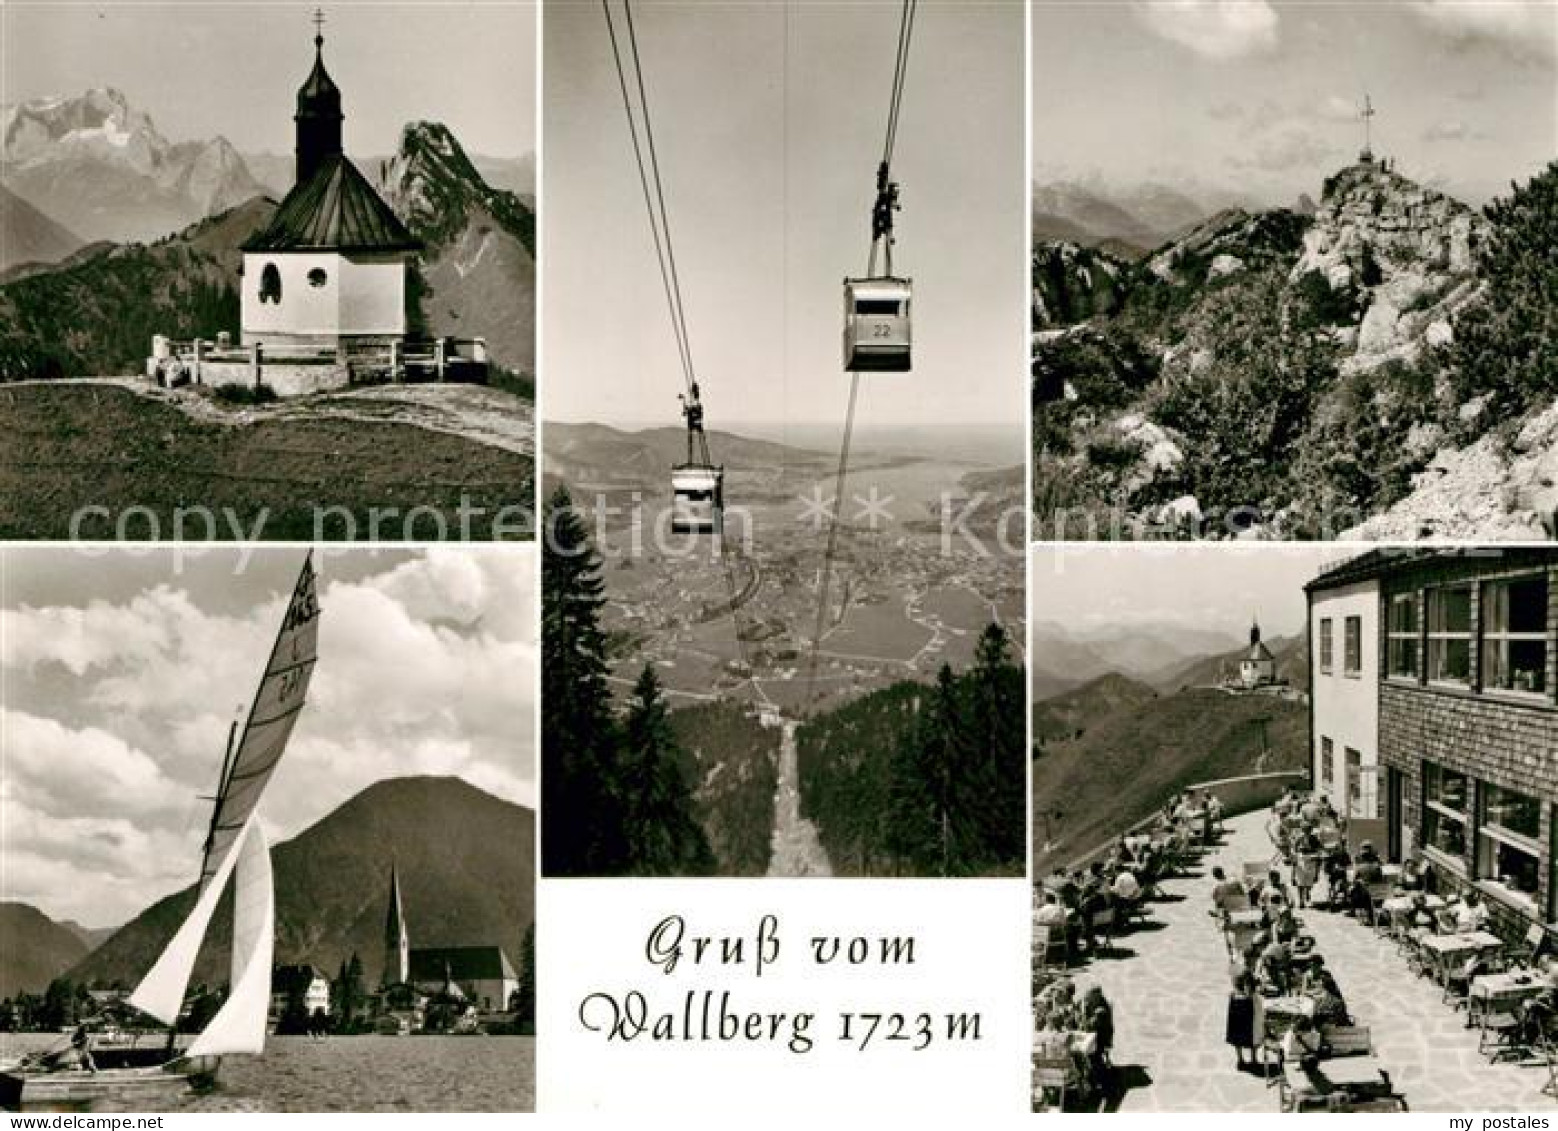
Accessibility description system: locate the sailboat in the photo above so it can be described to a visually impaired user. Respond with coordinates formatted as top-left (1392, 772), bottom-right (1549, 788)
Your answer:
top-left (1, 555), bottom-right (321, 1111)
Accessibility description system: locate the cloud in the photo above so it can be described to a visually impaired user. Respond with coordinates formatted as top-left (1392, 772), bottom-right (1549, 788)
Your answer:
top-left (1133, 0), bottom-right (1280, 59)
top-left (1410, 1), bottom-right (1558, 63)
top-left (1422, 118), bottom-right (1490, 142)
top-left (1315, 94), bottom-right (1360, 124)
top-left (1235, 126), bottom-right (1339, 173)
top-left (2, 550), bottom-right (536, 925)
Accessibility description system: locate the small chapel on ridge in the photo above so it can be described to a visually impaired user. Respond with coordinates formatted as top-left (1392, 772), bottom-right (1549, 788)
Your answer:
top-left (239, 12), bottom-right (421, 358)
top-left (148, 11), bottom-right (488, 394)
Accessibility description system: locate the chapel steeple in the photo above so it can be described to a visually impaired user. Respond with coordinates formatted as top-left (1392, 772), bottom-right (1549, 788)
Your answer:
top-left (294, 9), bottom-right (344, 186)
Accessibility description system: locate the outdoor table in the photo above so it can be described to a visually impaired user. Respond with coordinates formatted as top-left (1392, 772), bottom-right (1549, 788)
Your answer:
top-left (1068, 1031), bottom-right (1099, 1056)
top-left (1420, 931), bottom-right (1504, 986)
top-left (1286, 1054), bottom-right (1391, 1099)
top-left (1468, 970), bottom-right (1545, 1028)
top-left (1228, 909), bottom-right (1264, 929)
top-left (1382, 894), bottom-right (1446, 914)
top-left (1264, 995), bottom-right (1317, 1022)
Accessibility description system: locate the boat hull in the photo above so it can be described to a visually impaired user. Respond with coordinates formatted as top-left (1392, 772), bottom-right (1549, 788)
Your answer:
top-left (0, 1056), bottom-right (220, 1111)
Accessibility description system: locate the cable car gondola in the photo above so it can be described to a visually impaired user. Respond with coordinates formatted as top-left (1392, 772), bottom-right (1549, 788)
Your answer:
top-left (670, 463), bottom-right (723, 534)
top-left (669, 381), bottom-right (722, 535)
top-left (842, 274), bottom-right (912, 372)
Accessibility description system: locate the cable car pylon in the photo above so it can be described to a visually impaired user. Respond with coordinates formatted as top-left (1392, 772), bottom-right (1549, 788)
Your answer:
top-left (805, 0), bottom-right (917, 716)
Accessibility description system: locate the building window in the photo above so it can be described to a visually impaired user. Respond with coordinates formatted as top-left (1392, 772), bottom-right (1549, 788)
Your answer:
top-left (1477, 782), bottom-right (1542, 910)
top-left (1423, 762), bottom-right (1469, 869)
top-left (1387, 593), bottom-right (1418, 678)
top-left (259, 262), bottom-right (282, 304)
top-left (1319, 618), bottom-right (1333, 674)
top-left (1344, 616), bottom-right (1362, 676)
top-left (1482, 573), bottom-right (1548, 695)
top-left (1426, 585), bottom-right (1472, 685)
top-left (1320, 737), bottom-right (1334, 788)
top-left (308, 267), bottom-right (329, 288)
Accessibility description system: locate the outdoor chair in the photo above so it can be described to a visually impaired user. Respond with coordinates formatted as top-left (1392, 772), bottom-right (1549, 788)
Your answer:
top-left (1364, 881), bottom-right (1393, 927)
top-left (1033, 924), bottom-right (1066, 975)
top-left (1478, 997), bottom-right (1527, 1062)
top-left (1335, 1095), bottom-right (1409, 1112)
top-left (1508, 923), bottom-right (1549, 969)
top-left (1090, 906), bottom-right (1118, 954)
top-left (1322, 1024), bottom-right (1373, 1057)
top-left (1032, 1055), bottom-right (1076, 1111)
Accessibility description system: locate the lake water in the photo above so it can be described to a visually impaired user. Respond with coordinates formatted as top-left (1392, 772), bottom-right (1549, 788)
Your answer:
top-left (2, 1034), bottom-right (535, 1112)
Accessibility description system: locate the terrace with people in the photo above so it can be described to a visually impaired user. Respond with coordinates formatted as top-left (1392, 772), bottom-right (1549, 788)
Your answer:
top-left (1032, 781), bottom-right (1558, 1113)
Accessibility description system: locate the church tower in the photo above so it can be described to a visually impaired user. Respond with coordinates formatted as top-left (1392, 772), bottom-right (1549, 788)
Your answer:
top-left (383, 862), bottom-right (410, 988)
top-left (1239, 619), bottom-right (1277, 689)
top-left (294, 11), bottom-right (343, 184)
top-left (239, 10), bottom-right (421, 375)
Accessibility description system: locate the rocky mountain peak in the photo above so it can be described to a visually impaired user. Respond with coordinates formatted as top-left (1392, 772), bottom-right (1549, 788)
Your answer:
top-left (4, 87), bottom-right (165, 172)
top-left (1293, 160), bottom-right (1487, 373)
top-left (1297, 161), bottom-right (1482, 286)
top-left (378, 121), bottom-right (532, 254)
top-left (1, 89), bottom-right (266, 243)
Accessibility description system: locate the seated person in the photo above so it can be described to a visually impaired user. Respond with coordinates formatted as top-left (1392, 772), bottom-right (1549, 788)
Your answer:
top-left (1259, 871), bottom-right (1290, 912)
top-left (1519, 966), bottom-right (1558, 1045)
top-left (1452, 890), bottom-right (1490, 934)
top-left (1111, 867), bottom-right (1142, 911)
top-left (1324, 845), bottom-right (1353, 906)
top-left (1259, 937), bottom-right (1294, 995)
top-left (1397, 857), bottom-right (1426, 892)
top-left (1271, 902), bottom-right (1300, 943)
top-left (1035, 889), bottom-right (1070, 927)
top-left (1404, 892), bottom-right (1437, 931)
top-left (1209, 866), bottom-right (1245, 913)
top-left (44, 1026), bottom-right (97, 1074)
top-left (1308, 970), bottom-right (1350, 1027)
top-left (1033, 1015), bottom-right (1093, 1097)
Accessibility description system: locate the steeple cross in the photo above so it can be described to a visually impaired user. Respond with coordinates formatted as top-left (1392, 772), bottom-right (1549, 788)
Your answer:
top-left (312, 7), bottom-right (326, 43)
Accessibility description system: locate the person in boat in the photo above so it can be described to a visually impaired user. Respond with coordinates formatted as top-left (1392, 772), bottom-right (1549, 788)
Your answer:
top-left (43, 1025), bottom-right (97, 1073)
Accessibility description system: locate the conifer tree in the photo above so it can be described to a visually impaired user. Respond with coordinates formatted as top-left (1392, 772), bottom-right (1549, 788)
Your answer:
top-left (960, 623), bottom-right (1024, 867)
top-left (541, 485), bottom-right (625, 873)
top-left (619, 664), bottom-right (715, 876)
top-left (512, 923), bottom-right (536, 1034)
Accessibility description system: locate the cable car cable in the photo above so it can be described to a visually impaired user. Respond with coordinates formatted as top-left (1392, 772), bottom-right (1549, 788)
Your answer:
top-left (602, 0), bottom-right (695, 393)
top-left (804, 0), bottom-right (916, 713)
top-left (604, 0), bottom-right (754, 684)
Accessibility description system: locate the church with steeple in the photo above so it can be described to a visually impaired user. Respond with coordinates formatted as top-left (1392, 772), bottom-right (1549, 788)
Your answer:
top-left (239, 13), bottom-right (422, 363)
top-left (1237, 620), bottom-right (1278, 689)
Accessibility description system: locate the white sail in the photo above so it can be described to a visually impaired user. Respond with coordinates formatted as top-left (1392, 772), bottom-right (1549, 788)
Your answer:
top-left (126, 554), bottom-right (316, 1041)
top-left (125, 812), bottom-right (251, 1026)
top-left (186, 821), bottom-right (274, 1058)
top-left (201, 554), bottom-right (320, 893)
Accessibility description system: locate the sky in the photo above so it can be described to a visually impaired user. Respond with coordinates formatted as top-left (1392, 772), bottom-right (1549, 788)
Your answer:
top-left (1, 546), bottom-right (536, 927)
top-left (1032, 0), bottom-right (1558, 207)
top-left (543, 0), bottom-right (1027, 429)
top-left (1, 1), bottom-right (536, 157)
top-left (1030, 542), bottom-right (1351, 641)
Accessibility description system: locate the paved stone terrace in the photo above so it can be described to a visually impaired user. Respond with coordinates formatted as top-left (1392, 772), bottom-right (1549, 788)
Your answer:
top-left (1055, 809), bottom-right (1556, 1112)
